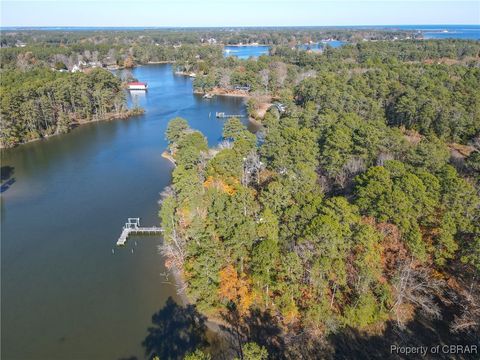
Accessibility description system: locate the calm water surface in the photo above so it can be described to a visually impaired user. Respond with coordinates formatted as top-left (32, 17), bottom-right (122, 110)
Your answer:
top-left (224, 45), bottom-right (270, 59)
top-left (403, 25), bottom-right (480, 40)
top-left (1, 64), bottom-right (252, 360)
top-left (299, 40), bottom-right (346, 51)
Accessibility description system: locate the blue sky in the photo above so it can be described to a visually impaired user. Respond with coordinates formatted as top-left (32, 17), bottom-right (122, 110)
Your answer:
top-left (1, 1), bottom-right (479, 27)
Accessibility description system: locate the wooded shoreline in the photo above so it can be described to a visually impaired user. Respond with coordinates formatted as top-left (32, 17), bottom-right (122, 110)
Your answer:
top-left (0, 108), bottom-right (144, 149)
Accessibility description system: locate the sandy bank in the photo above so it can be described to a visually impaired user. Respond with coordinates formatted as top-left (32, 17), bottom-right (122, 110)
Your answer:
top-left (161, 151), bottom-right (176, 165)
top-left (195, 87), bottom-right (250, 98)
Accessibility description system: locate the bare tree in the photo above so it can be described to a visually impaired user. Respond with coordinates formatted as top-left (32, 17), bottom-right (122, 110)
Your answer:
top-left (158, 186), bottom-right (186, 273)
top-left (242, 151), bottom-right (264, 186)
top-left (377, 152), bottom-right (395, 166)
top-left (392, 259), bottom-right (444, 329)
top-left (472, 135), bottom-right (480, 151)
top-left (218, 140), bottom-right (233, 150)
top-left (271, 61), bottom-right (287, 88)
top-left (344, 157), bottom-right (366, 176)
top-left (259, 69), bottom-right (270, 92)
top-left (449, 272), bottom-right (480, 333)
top-left (295, 70), bottom-right (317, 85)
top-left (219, 69), bottom-right (232, 89)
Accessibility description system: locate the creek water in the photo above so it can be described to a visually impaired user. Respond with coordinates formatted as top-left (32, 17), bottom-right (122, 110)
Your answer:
top-left (1, 64), bottom-right (254, 360)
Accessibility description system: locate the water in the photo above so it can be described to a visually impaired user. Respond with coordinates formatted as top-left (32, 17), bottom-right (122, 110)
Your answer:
top-left (420, 26), bottom-right (480, 40)
top-left (1, 64), bottom-right (252, 360)
top-left (298, 40), bottom-right (346, 52)
top-left (223, 45), bottom-right (270, 59)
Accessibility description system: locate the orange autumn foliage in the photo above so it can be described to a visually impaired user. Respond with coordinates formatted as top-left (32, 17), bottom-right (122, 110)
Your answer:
top-left (282, 300), bottom-right (300, 325)
top-left (362, 217), bottom-right (407, 279)
top-left (203, 176), bottom-right (237, 195)
top-left (177, 207), bottom-right (192, 228)
top-left (219, 264), bottom-right (254, 314)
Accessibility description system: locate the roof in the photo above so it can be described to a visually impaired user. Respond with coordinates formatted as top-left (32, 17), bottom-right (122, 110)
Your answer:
top-left (127, 82), bottom-right (147, 86)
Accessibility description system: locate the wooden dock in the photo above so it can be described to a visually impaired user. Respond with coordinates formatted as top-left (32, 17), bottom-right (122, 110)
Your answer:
top-left (215, 112), bottom-right (245, 118)
top-left (116, 218), bottom-right (163, 246)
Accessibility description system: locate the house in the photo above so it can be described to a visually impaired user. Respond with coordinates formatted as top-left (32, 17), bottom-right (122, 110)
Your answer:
top-left (273, 102), bottom-right (287, 113)
top-left (127, 82), bottom-right (148, 90)
top-left (234, 85), bottom-right (251, 92)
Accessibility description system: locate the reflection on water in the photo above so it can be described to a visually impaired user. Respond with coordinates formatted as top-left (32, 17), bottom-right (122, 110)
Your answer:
top-left (1, 64), bottom-right (252, 360)
top-left (142, 297), bottom-right (209, 359)
top-left (0, 166), bottom-right (15, 193)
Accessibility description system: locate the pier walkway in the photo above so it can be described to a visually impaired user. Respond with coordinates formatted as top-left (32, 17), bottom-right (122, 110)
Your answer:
top-left (116, 218), bottom-right (163, 246)
top-left (215, 112), bottom-right (245, 118)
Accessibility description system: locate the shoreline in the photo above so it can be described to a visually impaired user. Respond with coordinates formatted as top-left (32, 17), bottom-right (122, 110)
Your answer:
top-left (162, 250), bottom-right (233, 343)
top-left (0, 108), bottom-right (144, 149)
top-left (223, 43), bottom-right (268, 47)
top-left (147, 60), bottom-right (175, 64)
top-left (248, 116), bottom-right (263, 126)
top-left (194, 87), bottom-right (250, 98)
top-left (161, 150), bottom-right (176, 165)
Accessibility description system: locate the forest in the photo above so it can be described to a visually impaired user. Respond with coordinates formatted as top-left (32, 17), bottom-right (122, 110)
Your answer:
top-left (0, 67), bottom-right (136, 147)
top-left (0, 27), bottom-right (432, 71)
top-left (159, 40), bottom-right (480, 359)
top-left (1, 28), bottom-right (479, 358)
top-left (191, 40), bottom-right (480, 144)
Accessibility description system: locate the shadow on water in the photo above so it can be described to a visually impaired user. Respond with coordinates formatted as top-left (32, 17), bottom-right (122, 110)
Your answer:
top-left (0, 166), bottom-right (15, 193)
top-left (142, 297), bottom-right (209, 360)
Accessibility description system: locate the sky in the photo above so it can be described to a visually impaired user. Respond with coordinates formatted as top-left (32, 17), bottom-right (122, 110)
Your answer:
top-left (1, 0), bottom-right (479, 27)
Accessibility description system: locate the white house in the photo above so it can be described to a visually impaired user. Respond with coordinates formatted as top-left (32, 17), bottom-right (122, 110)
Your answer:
top-left (127, 82), bottom-right (148, 90)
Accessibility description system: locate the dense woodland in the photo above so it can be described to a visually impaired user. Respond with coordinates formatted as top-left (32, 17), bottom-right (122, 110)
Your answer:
top-left (191, 40), bottom-right (480, 143)
top-left (1, 27), bottom-right (418, 48)
top-left (1, 29), bottom-right (479, 358)
top-left (0, 68), bottom-right (132, 147)
top-left (0, 27), bottom-right (429, 70)
top-left (159, 40), bottom-right (480, 359)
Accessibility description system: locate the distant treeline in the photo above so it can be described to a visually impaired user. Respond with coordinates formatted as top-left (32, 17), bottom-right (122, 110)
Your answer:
top-left (0, 68), bottom-right (128, 147)
top-left (190, 40), bottom-right (480, 144)
top-left (1, 27), bottom-right (420, 47)
top-left (0, 27), bottom-right (432, 70)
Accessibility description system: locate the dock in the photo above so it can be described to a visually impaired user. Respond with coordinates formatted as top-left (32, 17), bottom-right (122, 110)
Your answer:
top-left (116, 218), bottom-right (163, 246)
top-left (215, 112), bottom-right (245, 118)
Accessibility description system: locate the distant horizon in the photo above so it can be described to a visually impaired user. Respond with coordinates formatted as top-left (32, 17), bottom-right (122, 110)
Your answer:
top-left (1, 24), bottom-right (479, 31)
top-left (1, 1), bottom-right (479, 28)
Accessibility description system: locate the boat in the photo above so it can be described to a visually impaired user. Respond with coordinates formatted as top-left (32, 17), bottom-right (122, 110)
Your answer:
top-left (203, 93), bottom-right (214, 99)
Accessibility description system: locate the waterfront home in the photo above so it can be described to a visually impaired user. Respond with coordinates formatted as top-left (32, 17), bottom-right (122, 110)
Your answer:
top-left (234, 85), bottom-right (251, 92)
top-left (127, 82), bottom-right (148, 90)
top-left (273, 102), bottom-right (287, 113)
